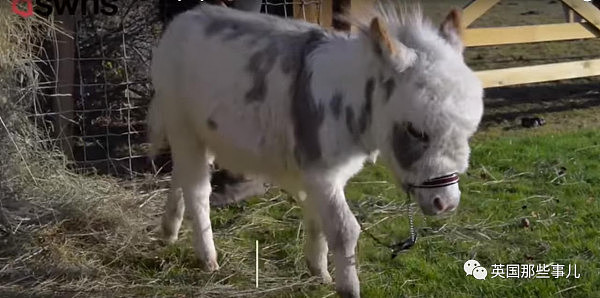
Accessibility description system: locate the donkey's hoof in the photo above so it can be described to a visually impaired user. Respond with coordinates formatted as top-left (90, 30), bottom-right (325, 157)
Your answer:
top-left (320, 273), bottom-right (333, 284)
top-left (309, 268), bottom-right (332, 284)
top-left (307, 264), bottom-right (332, 284)
top-left (337, 289), bottom-right (360, 298)
top-left (161, 234), bottom-right (178, 245)
top-left (203, 259), bottom-right (220, 272)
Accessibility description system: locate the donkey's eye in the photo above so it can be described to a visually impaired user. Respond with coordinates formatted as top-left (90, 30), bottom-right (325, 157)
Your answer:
top-left (406, 122), bottom-right (429, 142)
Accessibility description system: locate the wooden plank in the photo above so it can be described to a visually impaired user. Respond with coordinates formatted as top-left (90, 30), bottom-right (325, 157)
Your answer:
top-left (476, 59), bottom-right (600, 88)
top-left (320, 0), bottom-right (333, 28)
top-left (462, 0), bottom-right (499, 27)
top-left (464, 22), bottom-right (599, 47)
top-left (350, 0), bottom-right (374, 16)
top-left (562, 0), bottom-right (600, 31)
top-left (349, 0), bottom-right (375, 33)
top-left (293, 1), bottom-right (320, 24)
top-left (53, 14), bottom-right (75, 160)
top-left (569, 9), bottom-right (577, 23)
top-left (293, 2), bottom-right (300, 20)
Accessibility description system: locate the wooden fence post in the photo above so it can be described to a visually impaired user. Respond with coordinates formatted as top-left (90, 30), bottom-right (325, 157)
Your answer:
top-left (53, 14), bottom-right (76, 160)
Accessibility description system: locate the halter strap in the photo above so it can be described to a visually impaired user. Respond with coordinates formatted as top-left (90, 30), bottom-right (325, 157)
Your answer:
top-left (409, 172), bottom-right (459, 189)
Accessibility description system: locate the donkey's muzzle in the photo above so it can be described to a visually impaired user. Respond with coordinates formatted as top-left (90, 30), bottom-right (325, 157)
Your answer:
top-left (409, 173), bottom-right (461, 216)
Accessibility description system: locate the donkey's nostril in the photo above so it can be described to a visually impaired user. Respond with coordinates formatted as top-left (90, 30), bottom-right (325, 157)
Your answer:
top-left (433, 197), bottom-right (444, 211)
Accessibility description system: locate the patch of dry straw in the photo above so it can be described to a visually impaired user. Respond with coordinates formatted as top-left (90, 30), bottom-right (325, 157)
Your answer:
top-left (0, 3), bottom-right (156, 296)
top-left (0, 2), bottom-right (158, 296)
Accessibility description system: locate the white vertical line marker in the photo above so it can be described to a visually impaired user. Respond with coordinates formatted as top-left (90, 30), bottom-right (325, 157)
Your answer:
top-left (255, 240), bottom-right (259, 288)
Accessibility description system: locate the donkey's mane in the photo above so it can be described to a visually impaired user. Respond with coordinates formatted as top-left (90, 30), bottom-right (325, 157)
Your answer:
top-left (373, 1), bottom-right (425, 27)
top-left (344, 1), bottom-right (432, 33)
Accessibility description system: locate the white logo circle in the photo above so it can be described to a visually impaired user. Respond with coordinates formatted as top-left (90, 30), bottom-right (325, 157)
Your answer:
top-left (472, 266), bottom-right (488, 280)
top-left (463, 259), bottom-right (481, 275)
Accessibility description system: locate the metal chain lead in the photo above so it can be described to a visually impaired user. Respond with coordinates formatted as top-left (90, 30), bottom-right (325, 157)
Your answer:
top-left (356, 191), bottom-right (418, 259)
top-left (407, 194), bottom-right (416, 242)
top-left (389, 192), bottom-right (418, 259)
top-left (357, 173), bottom-right (459, 258)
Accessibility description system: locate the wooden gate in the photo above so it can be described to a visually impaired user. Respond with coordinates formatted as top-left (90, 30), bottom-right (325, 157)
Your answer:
top-left (463, 0), bottom-right (600, 87)
top-left (307, 0), bottom-right (600, 88)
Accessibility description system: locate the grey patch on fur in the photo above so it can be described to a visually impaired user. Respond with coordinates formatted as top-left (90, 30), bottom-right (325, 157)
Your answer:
top-left (290, 30), bottom-right (328, 166)
top-left (204, 20), bottom-right (252, 41)
top-left (193, 7), bottom-right (332, 165)
top-left (244, 29), bottom-right (330, 103)
top-left (222, 23), bottom-right (248, 41)
top-left (329, 91), bottom-right (343, 119)
top-left (207, 118), bottom-right (218, 130)
top-left (245, 43), bottom-right (278, 103)
top-left (280, 56), bottom-right (299, 75)
top-left (204, 19), bottom-right (228, 37)
top-left (358, 78), bottom-right (375, 134)
top-left (365, 77), bottom-right (375, 104)
top-left (280, 41), bottom-right (304, 75)
top-left (280, 30), bottom-right (328, 75)
top-left (392, 122), bottom-right (430, 169)
top-left (292, 70), bottom-right (325, 165)
top-left (382, 78), bottom-right (396, 102)
top-left (345, 106), bottom-right (358, 140)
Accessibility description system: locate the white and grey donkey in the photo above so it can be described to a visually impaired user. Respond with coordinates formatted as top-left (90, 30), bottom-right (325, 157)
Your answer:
top-left (148, 2), bottom-right (483, 297)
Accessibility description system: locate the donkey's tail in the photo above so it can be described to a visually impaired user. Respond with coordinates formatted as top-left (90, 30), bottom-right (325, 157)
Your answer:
top-left (147, 96), bottom-right (167, 159)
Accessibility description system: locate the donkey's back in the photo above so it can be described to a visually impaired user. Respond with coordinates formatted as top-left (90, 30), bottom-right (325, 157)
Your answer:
top-left (150, 5), bottom-right (328, 178)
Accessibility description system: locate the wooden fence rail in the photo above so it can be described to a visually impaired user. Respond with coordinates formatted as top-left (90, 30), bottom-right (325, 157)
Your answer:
top-left (463, 0), bottom-right (600, 87)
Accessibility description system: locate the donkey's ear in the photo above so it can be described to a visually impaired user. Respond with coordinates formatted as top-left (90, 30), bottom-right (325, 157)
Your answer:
top-left (369, 17), bottom-right (397, 57)
top-left (369, 17), bottom-right (416, 72)
top-left (439, 9), bottom-right (464, 53)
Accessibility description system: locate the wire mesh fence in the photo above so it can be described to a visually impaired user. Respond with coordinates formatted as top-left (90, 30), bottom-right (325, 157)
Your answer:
top-left (30, 0), bottom-right (325, 179)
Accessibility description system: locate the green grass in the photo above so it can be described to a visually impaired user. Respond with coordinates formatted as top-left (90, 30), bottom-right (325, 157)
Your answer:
top-left (4, 117), bottom-right (598, 298)
top-left (116, 128), bottom-right (598, 297)
top-left (351, 129), bottom-right (600, 297)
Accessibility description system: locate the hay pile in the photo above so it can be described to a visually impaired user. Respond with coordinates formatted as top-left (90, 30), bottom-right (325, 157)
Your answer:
top-left (0, 1), bottom-right (158, 296)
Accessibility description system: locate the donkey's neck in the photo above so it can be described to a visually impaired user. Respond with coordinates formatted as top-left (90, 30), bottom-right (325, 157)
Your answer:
top-left (309, 36), bottom-right (381, 154)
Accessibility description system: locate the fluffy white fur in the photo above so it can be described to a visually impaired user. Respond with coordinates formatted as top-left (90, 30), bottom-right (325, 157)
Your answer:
top-left (148, 2), bottom-right (483, 297)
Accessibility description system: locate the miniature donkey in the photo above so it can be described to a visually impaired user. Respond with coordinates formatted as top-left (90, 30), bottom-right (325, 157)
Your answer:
top-left (149, 2), bottom-right (483, 297)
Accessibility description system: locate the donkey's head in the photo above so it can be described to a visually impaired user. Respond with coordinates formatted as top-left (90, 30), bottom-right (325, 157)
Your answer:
top-left (360, 5), bottom-right (483, 215)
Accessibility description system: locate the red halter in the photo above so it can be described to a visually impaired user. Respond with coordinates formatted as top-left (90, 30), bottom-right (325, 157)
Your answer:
top-left (409, 172), bottom-right (460, 189)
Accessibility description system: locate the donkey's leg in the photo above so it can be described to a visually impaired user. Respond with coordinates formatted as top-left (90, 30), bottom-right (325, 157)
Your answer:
top-left (161, 171), bottom-right (184, 244)
top-left (297, 191), bottom-right (331, 283)
top-left (304, 179), bottom-right (360, 298)
top-left (170, 138), bottom-right (219, 271)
